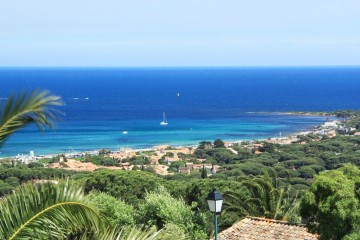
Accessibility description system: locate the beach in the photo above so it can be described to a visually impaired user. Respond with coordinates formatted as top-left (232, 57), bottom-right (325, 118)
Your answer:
top-left (6, 118), bottom-right (342, 168)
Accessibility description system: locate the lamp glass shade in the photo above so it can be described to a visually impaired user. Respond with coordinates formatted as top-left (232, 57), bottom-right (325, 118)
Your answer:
top-left (207, 199), bottom-right (223, 213)
top-left (206, 189), bottom-right (224, 213)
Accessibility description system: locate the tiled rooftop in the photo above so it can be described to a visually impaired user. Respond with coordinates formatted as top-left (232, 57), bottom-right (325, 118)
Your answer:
top-left (218, 217), bottom-right (317, 240)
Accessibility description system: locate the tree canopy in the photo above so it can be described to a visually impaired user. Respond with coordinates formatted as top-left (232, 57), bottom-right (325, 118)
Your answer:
top-left (300, 164), bottom-right (360, 240)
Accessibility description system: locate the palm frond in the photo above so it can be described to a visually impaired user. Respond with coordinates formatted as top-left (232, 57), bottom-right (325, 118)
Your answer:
top-left (81, 225), bottom-right (169, 240)
top-left (224, 172), bottom-right (301, 221)
top-left (223, 190), bottom-right (257, 216)
top-left (0, 89), bottom-right (63, 147)
top-left (0, 181), bottom-right (102, 239)
top-left (115, 226), bottom-right (163, 240)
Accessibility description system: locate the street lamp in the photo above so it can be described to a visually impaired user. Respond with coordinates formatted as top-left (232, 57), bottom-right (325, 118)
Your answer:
top-left (206, 189), bottom-right (223, 240)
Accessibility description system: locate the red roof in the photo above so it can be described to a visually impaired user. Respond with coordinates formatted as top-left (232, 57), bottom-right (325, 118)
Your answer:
top-left (218, 217), bottom-right (317, 240)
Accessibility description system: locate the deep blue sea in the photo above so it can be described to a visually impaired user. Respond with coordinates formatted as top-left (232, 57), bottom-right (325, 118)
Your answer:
top-left (0, 67), bottom-right (359, 157)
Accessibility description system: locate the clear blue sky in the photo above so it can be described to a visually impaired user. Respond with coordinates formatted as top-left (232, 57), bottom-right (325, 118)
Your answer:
top-left (0, 0), bottom-right (359, 67)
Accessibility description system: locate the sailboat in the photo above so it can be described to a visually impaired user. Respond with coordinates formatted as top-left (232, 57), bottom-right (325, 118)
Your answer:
top-left (160, 112), bottom-right (168, 126)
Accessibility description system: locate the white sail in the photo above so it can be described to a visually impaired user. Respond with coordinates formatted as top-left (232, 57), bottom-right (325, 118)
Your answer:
top-left (160, 112), bottom-right (168, 125)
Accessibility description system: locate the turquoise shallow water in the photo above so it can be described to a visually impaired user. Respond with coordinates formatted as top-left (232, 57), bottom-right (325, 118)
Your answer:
top-left (1, 113), bottom-right (327, 157)
top-left (1, 67), bottom-right (359, 157)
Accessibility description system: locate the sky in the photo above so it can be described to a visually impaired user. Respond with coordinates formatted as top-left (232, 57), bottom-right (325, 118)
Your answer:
top-left (0, 0), bottom-right (359, 67)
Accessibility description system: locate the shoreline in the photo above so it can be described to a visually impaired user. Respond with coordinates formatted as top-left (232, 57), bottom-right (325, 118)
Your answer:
top-left (246, 111), bottom-right (335, 117)
top-left (1, 117), bottom-right (341, 161)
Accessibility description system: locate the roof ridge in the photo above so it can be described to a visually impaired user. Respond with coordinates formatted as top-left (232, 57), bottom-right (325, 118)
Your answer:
top-left (247, 216), bottom-right (306, 227)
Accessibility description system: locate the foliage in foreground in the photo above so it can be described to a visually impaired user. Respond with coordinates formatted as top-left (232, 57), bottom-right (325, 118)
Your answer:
top-left (83, 226), bottom-right (168, 240)
top-left (0, 181), bottom-right (186, 240)
top-left (0, 89), bottom-right (63, 148)
top-left (0, 181), bottom-right (101, 239)
top-left (300, 164), bottom-right (360, 240)
top-left (140, 186), bottom-right (207, 240)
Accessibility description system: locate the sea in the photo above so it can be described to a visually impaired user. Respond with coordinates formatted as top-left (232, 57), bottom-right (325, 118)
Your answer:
top-left (0, 67), bottom-right (359, 157)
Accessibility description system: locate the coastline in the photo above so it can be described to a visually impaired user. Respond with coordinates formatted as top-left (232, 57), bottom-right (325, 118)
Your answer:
top-left (1, 116), bottom-right (341, 162)
top-left (246, 111), bottom-right (335, 117)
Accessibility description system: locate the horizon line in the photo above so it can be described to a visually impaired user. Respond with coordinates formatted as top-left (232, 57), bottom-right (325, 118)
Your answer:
top-left (0, 65), bottom-right (360, 69)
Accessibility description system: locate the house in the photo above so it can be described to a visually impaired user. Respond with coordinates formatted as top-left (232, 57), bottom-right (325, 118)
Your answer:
top-left (185, 162), bottom-right (194, 167)
top-left (121, 162), bottom-right (130, 166)
top-left (120, 162), bottom-right (131, 170)
top-left (197, 158), bottom-right (207, 162)
top-left (323, 121), bottom-right (340, 128)
top-left (152, 165), bottom-right (170, 175)
top-left (150, 151), bottom-right (163, 164)
top-left (166, 158), bottom-right (177, 165)
top-left (192, 163), bottom-right (213, 171)
top-left (178, 167), bottom-right (191, 174)
top-left (217, 217), bottom-right (317, 240)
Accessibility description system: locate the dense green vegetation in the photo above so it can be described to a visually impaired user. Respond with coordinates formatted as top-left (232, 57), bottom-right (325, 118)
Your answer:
top-left (209, 135), bottom-right (360, 182)
top-left (5, 128), bottom-right (360, 238)
top-left (80, 169), bottom-right (246, 234)
top-left (5, 127), bottom-right (360, 238)
top-left (61, 111), bottom-right (360, 238)
top-left (83, 154), bottom-right (120, 166)
top-left (300, 164), bottom-right (360, 240)
top-left (0, 162), bottom-right (76, 197)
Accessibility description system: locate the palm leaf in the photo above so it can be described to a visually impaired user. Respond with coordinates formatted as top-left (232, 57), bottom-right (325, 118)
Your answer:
top-left (78, 225), bottom-right (181, 240)
top-left (0, 89), bottom-right (63, 147)
top-left (0, 181), bottom-right (102, 239)
top-left (112, 226), bottom-right (163, 240)
top-left (223, 172), bottom-right (301, 221)
top-left (223, 191), bottom-right (251, 216)
top-left (223, 189), bottom-right (261, 217)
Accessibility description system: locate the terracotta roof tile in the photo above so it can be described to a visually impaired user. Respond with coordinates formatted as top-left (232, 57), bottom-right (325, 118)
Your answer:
top-left (218, 217), bottom-right (317, 240)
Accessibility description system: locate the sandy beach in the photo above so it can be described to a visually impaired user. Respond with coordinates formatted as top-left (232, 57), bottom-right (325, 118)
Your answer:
top-left (5, 118), bottom-right (342, 169)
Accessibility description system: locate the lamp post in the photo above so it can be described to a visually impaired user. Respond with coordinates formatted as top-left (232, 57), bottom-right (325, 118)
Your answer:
top-left (206, 189), bottom-right (223, 240)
